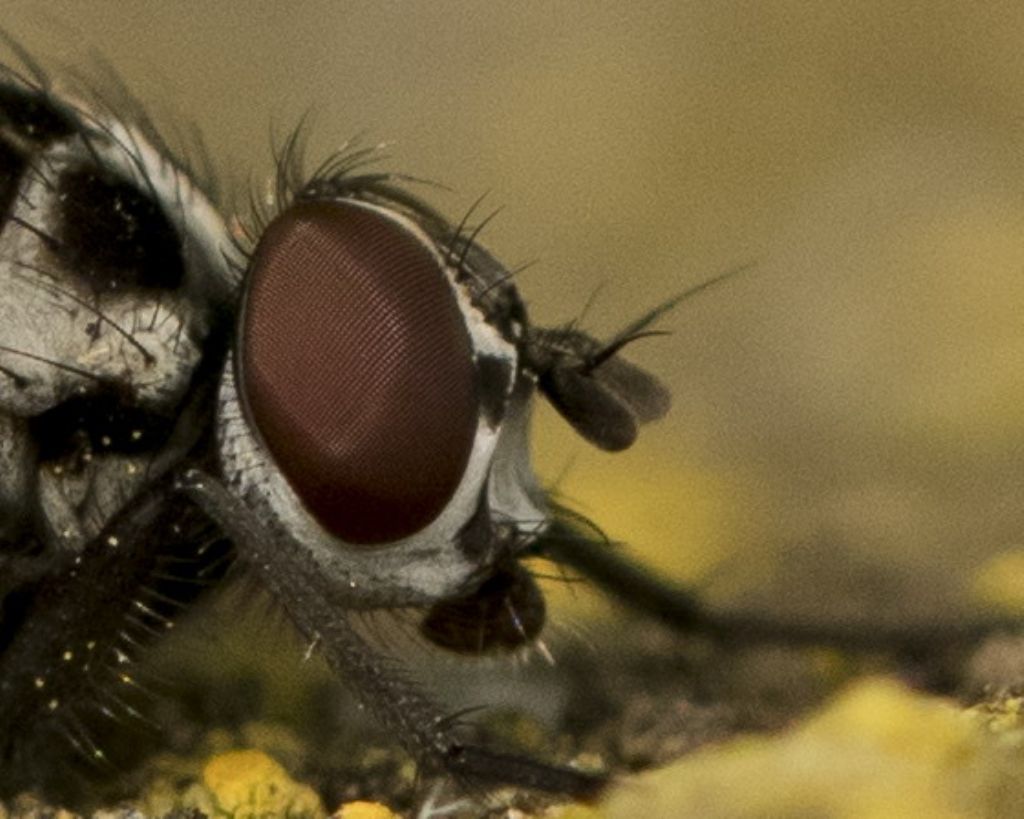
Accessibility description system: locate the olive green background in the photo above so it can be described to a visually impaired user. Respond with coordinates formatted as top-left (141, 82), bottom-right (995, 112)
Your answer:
top-left (7, 1), bottom-right (1024, 624)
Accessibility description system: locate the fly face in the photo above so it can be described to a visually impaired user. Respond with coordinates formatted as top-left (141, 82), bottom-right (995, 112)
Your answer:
top-left (218, 188), bottom-right (550, 633)
top-left (214, 151), bottom-right (674, 648)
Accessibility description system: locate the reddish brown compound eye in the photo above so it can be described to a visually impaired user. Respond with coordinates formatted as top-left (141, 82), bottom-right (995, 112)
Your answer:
top-left (239, 200), bottom-right (479, 544)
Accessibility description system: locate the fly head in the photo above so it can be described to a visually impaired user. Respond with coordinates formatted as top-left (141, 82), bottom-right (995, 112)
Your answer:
top-left (217, 175), bottom-right (545, 636)
top-left (213, 148), bottom-right (677, 658)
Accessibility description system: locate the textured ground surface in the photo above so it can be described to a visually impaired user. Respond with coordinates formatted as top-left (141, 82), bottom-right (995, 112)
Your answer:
top-left (7, 571), bottom-right (1024, 818)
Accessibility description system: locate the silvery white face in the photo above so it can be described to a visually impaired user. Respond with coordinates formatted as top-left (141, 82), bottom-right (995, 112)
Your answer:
top-left (208, 145), bottom-right (678, 659)
top-left (217, 199), bottom-right (549, 609)
top-left (207, 149), bottom-right (673, 652)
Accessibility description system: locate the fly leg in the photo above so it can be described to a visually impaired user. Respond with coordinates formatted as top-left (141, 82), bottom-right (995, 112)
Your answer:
top-left (540, 519), bottom-right (1022, 654)
top-left (179, 468), bottom-right (606, 801)
top-left (0, 475), bottom-right (231, 797)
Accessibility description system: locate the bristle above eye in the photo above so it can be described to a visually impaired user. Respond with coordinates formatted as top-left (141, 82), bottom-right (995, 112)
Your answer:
top-left (239, 200), bottom-right (480, 544)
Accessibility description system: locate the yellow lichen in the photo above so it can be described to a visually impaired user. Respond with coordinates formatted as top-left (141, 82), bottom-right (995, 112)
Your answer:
top-left (543, 804), bottom-right (605, 818)
top-left (331, 801), bottom-right (400, 819)
top-left (184, 748), bottom-right (325, 818)
top-left (601, 677), bottom-right (1015, 819)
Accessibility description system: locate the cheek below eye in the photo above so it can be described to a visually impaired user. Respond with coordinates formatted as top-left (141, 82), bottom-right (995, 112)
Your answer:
top-left (239, 200), bottom-right (479, 544)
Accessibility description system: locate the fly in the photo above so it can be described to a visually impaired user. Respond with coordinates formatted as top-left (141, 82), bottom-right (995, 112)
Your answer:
top-left (0, 44), bottom-right (1019, 814)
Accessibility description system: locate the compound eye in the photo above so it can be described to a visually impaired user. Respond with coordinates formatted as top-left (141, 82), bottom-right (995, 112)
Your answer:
top-left (239, 200), bottom-right (479, 544)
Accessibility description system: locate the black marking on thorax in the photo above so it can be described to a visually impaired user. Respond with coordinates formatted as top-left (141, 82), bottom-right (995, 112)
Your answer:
top-left (28, 384), bottom-right (177, 463)
top-left (0, 87), bottom-right (77, 223)
top-left (56, 167), bottom-right (186, 293)
top-left (0, 86), bottom-right (77, 144)
top-left (0, 139), bottom-right (23, 225)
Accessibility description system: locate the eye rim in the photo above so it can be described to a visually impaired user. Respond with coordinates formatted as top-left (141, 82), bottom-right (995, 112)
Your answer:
top-left (235, 197), bottom-right (482, 546)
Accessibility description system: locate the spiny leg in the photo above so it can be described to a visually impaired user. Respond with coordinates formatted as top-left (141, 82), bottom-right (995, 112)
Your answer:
top-left (538, 516), bottom-right (1023, 656)
top-left (180, 469), bottom-right (606, 801)
top-left (0, 475), bottom-right (231, 798)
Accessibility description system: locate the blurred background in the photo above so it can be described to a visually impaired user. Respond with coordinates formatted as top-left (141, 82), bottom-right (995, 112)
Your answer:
top-left (7, 0), bottom-right (1024, 630)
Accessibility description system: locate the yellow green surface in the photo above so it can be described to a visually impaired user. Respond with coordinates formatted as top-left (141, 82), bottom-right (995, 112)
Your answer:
top-left (603, 677), bottom-right (1024, 819)
top-left (93, 676), bottom-right (1024, 818)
